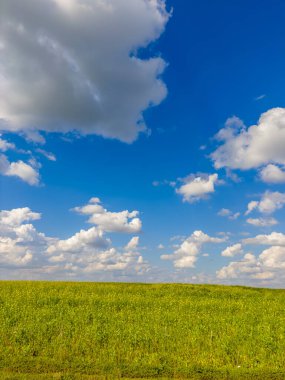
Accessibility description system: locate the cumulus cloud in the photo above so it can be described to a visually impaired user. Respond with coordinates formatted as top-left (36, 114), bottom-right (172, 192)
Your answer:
top-left (243, 232), bottom-right (285, 246)
top-left (259, 164), bottom-right (285, 184)
top-left (246, 217), bottom-right (278, 227)
top-left (211, 108), bottom-right (285, 170)
top-left (245, 191), bottom-right (285, 215)
top-left (161, 230), bottom-right (225, 268)
top-left (0, 154), bottom-right (40, 185)
top-left (0, 0), bottom-right (169, 143)
top-left (0, 207), bottom-right (48, 266)
top-left (176, 173), bottom-right (219, 203)
top-left (217, 208), bottom-right (240, 220)
top-left (221, 243), bottom-right (243, 257)
top-left (0, 206), bottom-right (148, 277)
top-left (73, 197), bottom-right (142, 233)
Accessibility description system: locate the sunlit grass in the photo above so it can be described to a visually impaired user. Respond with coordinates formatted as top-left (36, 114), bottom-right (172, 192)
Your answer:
top-left (0, 281), bottom-right (285, 379)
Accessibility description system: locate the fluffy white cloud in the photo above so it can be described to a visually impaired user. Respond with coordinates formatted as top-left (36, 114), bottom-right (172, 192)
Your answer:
top-left (0, 207), bottom-right (48, 266)
top-left (176, 173), bottom-right (219, 203)
top-left (73, 197), bottom-right (142, 233)
top-left (246, 217), bottom-right (278, 227)
top-left (0, 207), bottom-right (40, 226)
top-left (217, 208), bottom-right (240, 220)
top-left (259, 246), bottom-right (285, 269)
top-left (243, 232), bottom-right (285, 246)
top-left (0, 206), bottom-right (148, 276)
top-left (161, 230), bottom-right (225, 268)
top-left (0, 0), bottom-right (169, 143)
top-left (245, 191), bottom-right (285, 215)
top-left (259, 164), bottom-right (285, 184)
top-left (0, 154), bottom-right (40, 185)
top-left (211, 108), bottom-right (285, 170)
top-left (217, 246), bottom-right (285, 283)
top-left (221, 243), bottom-right (243, 257)
top-left (47, 230), bottom-right (147, 273)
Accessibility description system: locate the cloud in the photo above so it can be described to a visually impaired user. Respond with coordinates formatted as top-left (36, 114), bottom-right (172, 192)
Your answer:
top-left (36, 148), bottom-right (56, 161)
top-left (246, 217), bottom-right (278, 227)
top-left (221, 243), bottom-right (243, 257)
top-left (217, 247), bottom-right (285, 283)
top-left (0, 206), bottom-right (148, 276)
top-left (245, 191), bottom-right (285, 215)
top-left (259, 164), bottom-right (285, 184)
top-left (176, 173), bottom-right (219, 203)
top-left (0, 207), bottom-right (48, 266)
top-left (0, 136), bottom-right (16, 152)
top-left (73, 197), bottom-right (142, 233)
top-left (0, 0), bottom-right (169, 143)
top-left (46, 228), bottom-right (146, 274)
top-left (125, 236), bottom-right (139, 251)
top-left (217, 208), bottom-right (240, 220)
top-left (211, 108), bottom-right (285, 170)
top-left (0, 154), bottom-right (40, 185)
top-left (161, 230), bottom-right (225, 268)
top-left (243, 232), bottom-right (285, 246)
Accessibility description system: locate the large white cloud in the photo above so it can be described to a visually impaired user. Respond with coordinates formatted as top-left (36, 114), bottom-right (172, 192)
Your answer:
top-left (176, 173), bottom-right (219, 203)
top-left (0, 0), bottom-right (169, 142)
top-left (211, 108), bottom-right (285, 170)
top-left (161, 230), bottom-right (225, 268)
top-left (73, 197), bottom-right (142, 233)
top-left (0, 205), bottom-right (148, 276)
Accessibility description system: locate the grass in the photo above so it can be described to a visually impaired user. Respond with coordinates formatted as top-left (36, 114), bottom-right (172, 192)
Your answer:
top-left (0, 281), bottom-right (285, 379)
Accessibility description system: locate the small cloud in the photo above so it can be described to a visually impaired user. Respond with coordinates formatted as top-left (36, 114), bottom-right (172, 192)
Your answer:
top-left (217, 208), bottom-right (240, 220)
top-left (254, 94), bottom-right (266, 101)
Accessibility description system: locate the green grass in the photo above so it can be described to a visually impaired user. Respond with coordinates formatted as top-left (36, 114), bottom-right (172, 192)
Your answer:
top-left (0, 281), bottom-right (285, 379)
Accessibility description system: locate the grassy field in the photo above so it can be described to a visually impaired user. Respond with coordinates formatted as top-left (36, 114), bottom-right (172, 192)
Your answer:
top-left (0, 282), bottom-right (285, 379)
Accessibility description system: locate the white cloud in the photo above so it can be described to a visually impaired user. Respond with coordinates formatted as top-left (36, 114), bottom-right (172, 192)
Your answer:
top-left (161, 230), bottom-right (225, 268)
top-left (243, 232), bottom-right (285, 246)
top-left (259, 164), bottom-right (285, 184)
top-left (36, 148), bottom-right (56, 161)
top-left (211, 108), bottom-right (285, 170)
top-left (0, 136), bottom-right (16, 152)
top-left (0, 154), bottom-right (40, 185)
top-left (217, 240), bottom-right (285, 284)
top-left (0, 0), bottom-right (169, 143)
top-left (259, 246), bottom-right (285, 269)
top-left (245, 191), bottom-right (285, 215)
top-left (217, 253), bottom-right (258, 280)
top-left (0, 207), bottom-right (48, 266)
top-left (125, 236), bottom-right (139, 251)
top-left (0, 206), bottom-right (148, 276)
top-left (246, 217), bottom-right (278, 227)
top-left (73, 197), bottom-right (142, 233)
top-left (217, 208), bottom-right (240, 220)
top-left (176, 173), bottom-right (219, 203)
top-left (0, 207), bottom-right (41, 226)
top-left (221, 243), bottom-right (243, 257)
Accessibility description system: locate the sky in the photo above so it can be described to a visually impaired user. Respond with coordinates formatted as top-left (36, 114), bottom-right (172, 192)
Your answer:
top-left (1, 0), bottom-right (285, 287)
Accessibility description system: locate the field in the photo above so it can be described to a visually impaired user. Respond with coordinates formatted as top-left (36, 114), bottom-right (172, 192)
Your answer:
top-left (0, 282), bottom-right (285, 379)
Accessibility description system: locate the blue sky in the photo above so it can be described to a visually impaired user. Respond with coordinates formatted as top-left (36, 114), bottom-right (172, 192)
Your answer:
top-left (1, 0), bottom-right (285, 286)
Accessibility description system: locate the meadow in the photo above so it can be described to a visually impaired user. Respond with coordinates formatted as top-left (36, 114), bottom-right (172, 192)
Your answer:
top-left (0, 281), bottom-right (285, 379)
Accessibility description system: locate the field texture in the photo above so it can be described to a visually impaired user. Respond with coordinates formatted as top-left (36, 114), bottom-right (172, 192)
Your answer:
top-left (0, 282), bottom-right (285, 379)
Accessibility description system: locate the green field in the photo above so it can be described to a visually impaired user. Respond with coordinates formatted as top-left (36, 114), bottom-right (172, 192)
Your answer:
top-left (0, 281), bottom-right (285, 379)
